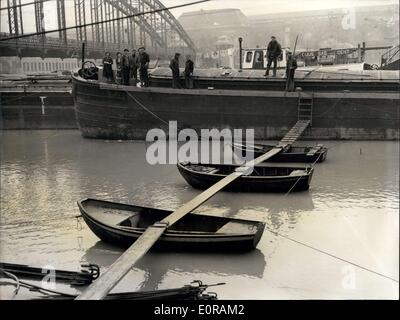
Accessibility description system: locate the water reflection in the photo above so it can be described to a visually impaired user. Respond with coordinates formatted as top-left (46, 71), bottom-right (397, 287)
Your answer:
top-left (82, 241), bottom-right (266, 291)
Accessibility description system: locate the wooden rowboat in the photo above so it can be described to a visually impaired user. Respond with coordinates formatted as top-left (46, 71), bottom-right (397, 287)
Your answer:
top-left (78, 198), bottom-right (265, 251)
top-left (177, 162), bottom-right (314, 192)
top-left (231, 142), bottom-right (328, 163)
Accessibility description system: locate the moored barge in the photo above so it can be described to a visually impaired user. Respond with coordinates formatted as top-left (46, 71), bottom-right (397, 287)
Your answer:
top-left (72, 67), bottom-right (399, 140)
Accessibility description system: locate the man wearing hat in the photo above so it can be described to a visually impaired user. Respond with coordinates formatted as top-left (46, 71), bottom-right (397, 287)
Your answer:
top-left (121, 48), bottom-right (133, 85)
top-left (169, 52), bottom-right (181, 89)
top-left (138, 47), bottom-right (150, 87)
top-left (285, 51), bottom-right (297, 91)
top-left (130, 48), bottom-right (139, 86)
top-left (184, 54), bottom-right (194, 89)
top-left (265, 36), bottom-right (282, 77)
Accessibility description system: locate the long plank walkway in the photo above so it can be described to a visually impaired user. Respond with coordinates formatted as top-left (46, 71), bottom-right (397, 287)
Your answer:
top-left (76, 120), bottom-right (310, 300)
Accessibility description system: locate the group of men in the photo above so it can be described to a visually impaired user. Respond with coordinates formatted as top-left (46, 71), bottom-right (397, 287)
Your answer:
top-left (103, 36), bottom-right (296, 91)
top-left (103, 48), bottom-right (195, 89)
top-left (169, 53), bottom-right (194, 89)
top-left (265, 35), bottom-right (298, 91)
top-left (102, 47), bottom-right (150, 87)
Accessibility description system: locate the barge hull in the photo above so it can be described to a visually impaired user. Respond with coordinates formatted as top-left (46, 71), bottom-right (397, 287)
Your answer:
top-left (72, 76), bottom-right (399, 140)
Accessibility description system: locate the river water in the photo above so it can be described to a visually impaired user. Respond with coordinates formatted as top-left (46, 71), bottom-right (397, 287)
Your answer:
top-left (0, 130), bottom-right (398, 299)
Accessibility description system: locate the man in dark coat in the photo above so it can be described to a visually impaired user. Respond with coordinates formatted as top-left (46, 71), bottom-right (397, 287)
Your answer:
top-left (265, 36), bottom-right (282, 77)
top-left (184, 55), bottom-right (194, 89)
top-left (115, 52), bottom-right (122, 84)
top-left (121, 49), bottom-right (132, 85)
top-left (138, 47), bottom-right (150, 87)
top-left (170, 53), bottom-right (181, 89)
top-left (285, 51), bottom-right (298, 91)
top-left (130, 49), bottom-right (139, 86)
top-left (102, 52), bottom-right (114, 83)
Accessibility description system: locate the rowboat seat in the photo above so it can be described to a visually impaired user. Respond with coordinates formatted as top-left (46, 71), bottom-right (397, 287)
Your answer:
top-left (289, 170), bottom-right (305, 176)
top-left (216, 221), bottom-right (256, 234)
top-left (86, 207), bottom-right (133, 226)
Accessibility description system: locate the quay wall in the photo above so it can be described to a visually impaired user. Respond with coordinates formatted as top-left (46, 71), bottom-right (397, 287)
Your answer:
top-left (0, 90), bottom-right (76, 129)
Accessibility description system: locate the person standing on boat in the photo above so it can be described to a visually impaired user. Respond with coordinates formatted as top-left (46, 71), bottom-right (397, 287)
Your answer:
top-left (130, 49), bottom-right (139, 86)
top-left (102, 52), bottom-right (114, 83)
top-left (285, 51), bottom-right (297, 92)
top-left (184, 55), bottom-right (194, 89)
top-left (265, 36), bottom-right (282, 77)
top-left (121, 49), bottom-right (132, 86)
top-left (115, 52), bottom-right (122, 84)
top-left (170, 53), bottom-right (181, 89)
top-left (138, 47), bottom-right (150, 87)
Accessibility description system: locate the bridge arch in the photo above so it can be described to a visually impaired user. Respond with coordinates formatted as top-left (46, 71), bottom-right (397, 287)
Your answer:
top-left (0, 0), bottom-right (196, 58)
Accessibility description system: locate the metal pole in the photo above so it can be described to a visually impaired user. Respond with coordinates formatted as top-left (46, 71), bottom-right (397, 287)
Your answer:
top-left (238, 37), bottom-right (243, 70)
top-left (81, 42), bottom-right (85, 66)
top-left (361, 42), bottom-right (366, 62)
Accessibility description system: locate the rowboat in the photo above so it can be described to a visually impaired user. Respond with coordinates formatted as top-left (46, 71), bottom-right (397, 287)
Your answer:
top-left (78, 198), bottom-right (265, 251)
top-left (231, 142), bottom-right (328, 163)
top-left (177, 162), bottom-right (314, 192)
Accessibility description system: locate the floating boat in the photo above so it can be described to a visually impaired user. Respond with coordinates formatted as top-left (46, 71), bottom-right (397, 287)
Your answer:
top-left (78, 198), bottom-right (265, 251)
top-left (177, 162), bottom-right (314, 192)
top-left (231, 142), bottom-right (328, 163)
top-left (71, 67), bottom-right (399, 140)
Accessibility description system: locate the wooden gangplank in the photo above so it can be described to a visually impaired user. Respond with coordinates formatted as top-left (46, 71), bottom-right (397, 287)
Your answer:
top-left (278, 120), bottom-right (310, 146)
top-left (76, 121), bottom-right (310, 300)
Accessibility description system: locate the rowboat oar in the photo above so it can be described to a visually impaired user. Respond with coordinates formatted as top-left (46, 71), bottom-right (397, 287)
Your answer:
top-left (76, 120), bottom-right (310, 300)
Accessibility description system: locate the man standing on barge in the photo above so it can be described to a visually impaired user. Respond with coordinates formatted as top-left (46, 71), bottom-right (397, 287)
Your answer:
top-left (138, 47), bottom-right (150, 87)
top-left (131, 48), bottom-right (139, 86)
top-left (184, 55), bottom-right (194, 89)
top-left (264, 36), bottom-right (282, 77)
top-left (285, 51), bottom-right (297, 91)
top-left (121, 49), bottom-right (132, 86)
top-left (170, 53), bottom-right (181, 89)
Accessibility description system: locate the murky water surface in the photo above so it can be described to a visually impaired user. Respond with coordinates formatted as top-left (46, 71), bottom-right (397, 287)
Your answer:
top-left (0, 130), bottom-right (398, 299)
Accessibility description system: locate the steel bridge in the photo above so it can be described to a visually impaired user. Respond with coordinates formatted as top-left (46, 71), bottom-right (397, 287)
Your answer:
top-left (0, 0), bottom-right (196, 58)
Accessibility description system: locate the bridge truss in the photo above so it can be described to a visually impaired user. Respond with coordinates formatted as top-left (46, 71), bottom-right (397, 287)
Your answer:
top-left (0, 0), bottom-right (196, 56)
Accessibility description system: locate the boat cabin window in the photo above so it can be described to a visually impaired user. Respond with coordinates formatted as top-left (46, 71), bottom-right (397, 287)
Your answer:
top-left (245, 51), bottom-right (253, 63)
top-left (255, 51), bottom-right (263, 62)
top-left (253, 50), bottom-right (264, 69)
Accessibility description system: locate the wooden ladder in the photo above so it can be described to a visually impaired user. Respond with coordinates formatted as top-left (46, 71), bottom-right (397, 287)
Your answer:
top-left (298, 94), bottom-right (313, 125)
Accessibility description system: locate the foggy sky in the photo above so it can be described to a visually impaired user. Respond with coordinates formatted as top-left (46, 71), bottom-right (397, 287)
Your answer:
top-left (0, 0), bottom-right (398, 34)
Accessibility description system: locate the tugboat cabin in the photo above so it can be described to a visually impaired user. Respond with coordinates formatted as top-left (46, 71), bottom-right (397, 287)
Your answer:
top-left (242, 47), bottom-right (293, 70)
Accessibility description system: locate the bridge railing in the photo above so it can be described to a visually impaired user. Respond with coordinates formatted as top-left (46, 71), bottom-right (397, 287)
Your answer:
top-left (381, 45), bottom-right (400, 66)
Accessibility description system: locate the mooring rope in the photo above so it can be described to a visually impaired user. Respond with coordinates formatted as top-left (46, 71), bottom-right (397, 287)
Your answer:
top-left (264, 227), bottom-right (399, 283)
top-left (268, 145), bottom-right (399, 284)
top-left (126, 91), bottom-right (169, 126)
top-left (0, 268), bottom-right (75, 297)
